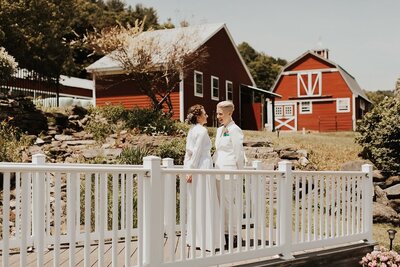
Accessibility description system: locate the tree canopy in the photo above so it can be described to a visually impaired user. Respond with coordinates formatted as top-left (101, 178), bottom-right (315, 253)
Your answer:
top-left (0, 0), bottom-right (164, 78)
top-left (238, 42), bottom-right (287, 90)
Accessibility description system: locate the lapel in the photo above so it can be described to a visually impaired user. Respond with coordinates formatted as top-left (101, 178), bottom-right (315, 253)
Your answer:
top-left (215, 126), bottom-right (223, 148)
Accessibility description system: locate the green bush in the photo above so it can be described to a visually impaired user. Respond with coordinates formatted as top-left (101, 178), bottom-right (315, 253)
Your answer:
top-left (356, 96), bottom-right (400, 176)
top-left (125, 107), bottom-right (176, 135)
top-left (156, 138), bottom-right (186, 165)
top-left (118, 145), bottom-right (154, 165)
top-left (0, 120), bottom-right (31, 162)
top-left (98, 104), bottom-right (128, 124)
top-left (84, 119), bottom-right (113, 142)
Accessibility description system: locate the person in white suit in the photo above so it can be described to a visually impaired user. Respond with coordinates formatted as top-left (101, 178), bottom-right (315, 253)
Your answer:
top-left (184, 104), bottom-right (220, 251)
top-left (213, 101), bottom-right (245, 248)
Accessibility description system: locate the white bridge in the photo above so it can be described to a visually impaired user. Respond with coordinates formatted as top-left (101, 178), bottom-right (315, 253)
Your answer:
top-left (0, 154), bottom-right (373, 266)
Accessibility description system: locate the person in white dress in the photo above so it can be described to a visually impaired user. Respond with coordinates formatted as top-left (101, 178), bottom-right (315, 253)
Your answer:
top-left (213, 101), bottom-right (245, 248)
top-left (184, 104), bottom-right (220, 251)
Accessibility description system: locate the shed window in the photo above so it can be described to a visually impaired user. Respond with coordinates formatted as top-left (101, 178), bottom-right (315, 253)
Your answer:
top-left (226, 80), bottom-right (233, 100)
top-left (194, 71), bottom-right (203, 97)
top-left (211, 76), bottom-right (219, 100)
top-left (300, 101), bottom-right (312, 114)
top-left (337, 98), bottom-right (350, 112)
top-left (275, 106), bottom-right (283, 117)
top-left (284, 106), bottom-right (293, 116)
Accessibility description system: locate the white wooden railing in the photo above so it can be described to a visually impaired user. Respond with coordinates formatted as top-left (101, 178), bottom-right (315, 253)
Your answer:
top-left (0, 154), bottom-right (373, 267)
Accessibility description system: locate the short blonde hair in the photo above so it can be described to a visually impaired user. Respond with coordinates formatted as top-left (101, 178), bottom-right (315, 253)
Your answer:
top-left (217, 101), bottom-right (234, 113)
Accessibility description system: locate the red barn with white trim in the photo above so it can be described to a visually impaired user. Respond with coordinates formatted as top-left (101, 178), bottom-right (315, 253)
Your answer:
top-left (267, 49), bottom-right (371, 132)
top-left (86, 23), bottom-right (267, 130)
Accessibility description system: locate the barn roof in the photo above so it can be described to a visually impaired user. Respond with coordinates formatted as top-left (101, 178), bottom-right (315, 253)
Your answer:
top-left (86, 23), bottom-right (255, 85)
top-left (271, 50), bottom-right (370, 102)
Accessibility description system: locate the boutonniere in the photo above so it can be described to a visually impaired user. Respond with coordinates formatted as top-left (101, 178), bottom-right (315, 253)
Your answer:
top-left (223, 127), bottom-right (230, 137)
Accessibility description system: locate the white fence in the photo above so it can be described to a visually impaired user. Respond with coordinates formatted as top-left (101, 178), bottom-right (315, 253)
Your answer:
top-left (0, 154), bottom-right (373, 267)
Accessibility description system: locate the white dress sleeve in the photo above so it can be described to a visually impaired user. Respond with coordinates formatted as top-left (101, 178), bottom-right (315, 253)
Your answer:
top-left (187, 126), bottom-right (209, 169)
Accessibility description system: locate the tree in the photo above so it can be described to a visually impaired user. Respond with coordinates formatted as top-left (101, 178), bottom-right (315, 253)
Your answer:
top-left (85, 21), bottom-right (207, 112)
top-left (364, 90), bottom-right (394, 106)
top-left (0, 0), bottom-right (75, 79)
top-left (356, 95), bottom-right (400, 176)
top-left (238, 42), bottom-right (287, 90)
top-left (0, 47), bottom-right (18, 85)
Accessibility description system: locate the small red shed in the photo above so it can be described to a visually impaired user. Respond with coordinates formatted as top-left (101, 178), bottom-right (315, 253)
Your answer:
top-left (267, 49), bottom-right (371, 132)
top-left (86, 23), bottom-right (267, 130)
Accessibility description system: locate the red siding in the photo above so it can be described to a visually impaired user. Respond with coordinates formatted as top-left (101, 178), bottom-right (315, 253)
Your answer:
top-left (286, 54), bottom-right (335, 71)
top-left (95, 76), bottom-right (180, 120)
top-left (182, 28), bottom-right (253, 127)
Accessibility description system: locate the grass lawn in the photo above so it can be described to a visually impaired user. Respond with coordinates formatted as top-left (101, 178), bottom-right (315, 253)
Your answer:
top-left (243, 130), bottom-right (363, 171)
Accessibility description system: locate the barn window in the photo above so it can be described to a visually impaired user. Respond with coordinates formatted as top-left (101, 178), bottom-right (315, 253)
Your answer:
top-left (194, 71), bottom-right (203, 97)
top-left (275, 106), bottom-right (283, 117)
top-left (284, 105), bottom-right (293, 116)
top-left (226, 80), bottom-right (233, 100)
top-left (300, 101), bottom-right (312, 114)
top-left (211, 76), bottom-right (219, 100)
top-left (336, 98), bottom-right (350, 112)
top-left (297, 72), bottom-right (322, 97)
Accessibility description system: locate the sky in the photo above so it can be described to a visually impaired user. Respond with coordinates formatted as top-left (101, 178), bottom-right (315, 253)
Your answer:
top-left (126, 0), bottom-right (400, 92)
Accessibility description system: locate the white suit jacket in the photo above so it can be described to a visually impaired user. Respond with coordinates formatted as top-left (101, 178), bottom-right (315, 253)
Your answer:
top-left (214, 121), bottom-right (244, 169)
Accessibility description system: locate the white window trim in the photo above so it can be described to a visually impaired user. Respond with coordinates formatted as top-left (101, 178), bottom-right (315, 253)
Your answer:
top-left (226, 80), bottom-right (233, 101)
top-left (284, 105), bottom-right (293, 116)
top-left (297, 72), bottom-right (322, 97)
top-left (194, 70), bottom-right (203, 97)
top-left (275, 106), bottom-right (283, 117)
top-left (336, 98), bottom-right (350, 113)
top-left (299, 101), bottom-right (312, 114)
top-left (211, 76), bottom-right (219, 101)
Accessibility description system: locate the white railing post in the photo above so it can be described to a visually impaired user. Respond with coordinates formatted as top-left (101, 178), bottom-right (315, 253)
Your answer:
top-left (251, 160), bottom-right (263, 224)
top-left (362, 164), bottom-right (374, 242)
top-left (162, 158), bottom-right (175, 234)
top-left (143, 156), bottom-right (164, 266)
top-left (278, 161), bottom-right (294, 260)
top-left (32, 153), bottom-right (46, 266)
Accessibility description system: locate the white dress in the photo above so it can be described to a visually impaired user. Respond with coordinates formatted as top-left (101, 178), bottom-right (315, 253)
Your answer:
top-left (184, 124), bottom-right (220, 250)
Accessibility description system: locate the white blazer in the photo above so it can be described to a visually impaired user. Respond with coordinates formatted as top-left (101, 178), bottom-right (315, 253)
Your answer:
top-left (214, 121), bottom-right (245, 169)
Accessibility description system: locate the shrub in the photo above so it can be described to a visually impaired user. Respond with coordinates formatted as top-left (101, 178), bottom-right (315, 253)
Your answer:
top-left (118, 145), bottom-right (154, 165)
top-left (98, 104), bottom-right (128, 124)
top-left (156, 138), bottom-right (186, 165)
top-left (360, 247), bottom-right (400, 266)
top-left (0, 120), bottom-right (31, 162)
top-left (84, 118), bottom-right (113, 142)
top-left (125, 107), bottom-right (176, 135)
top-left (356, 96), bottom-right (400, 176)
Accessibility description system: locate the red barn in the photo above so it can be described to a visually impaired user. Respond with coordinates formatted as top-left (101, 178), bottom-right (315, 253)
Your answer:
top-left (86, 23), bottom-right (267, 130)
top-left (267, 49), bottom-right (371, 132)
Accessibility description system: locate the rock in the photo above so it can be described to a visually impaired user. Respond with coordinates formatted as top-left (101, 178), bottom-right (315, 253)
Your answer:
top-left (373, 170), bottom-right (385, 183)
top-left (64, 140), bottom-right (96, 146)
top-left (389, 199), bottom-right (400, 213)
top-left (385, 176), bottom-right (400, 188)
top-left (384, 184), bottom-right (400, 199)
top-left (280, 150), bottom-right (300, 160)
top-left (34, 138), bottom-right (45, 145)
top-left (374, 186), bottom-right (389, 205)
top-left (243, 141), bottom-right (270, 147)
top-left (373, 202), bottom-right (400, 224)
top-left (340, 160), bottom-right (373, 171)
top-left (54, 134), bottom-right (75, 141)
top-left (298, 156), bottom-right (310, 167)
top-left (297, 149), bottom-right (308, 158)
